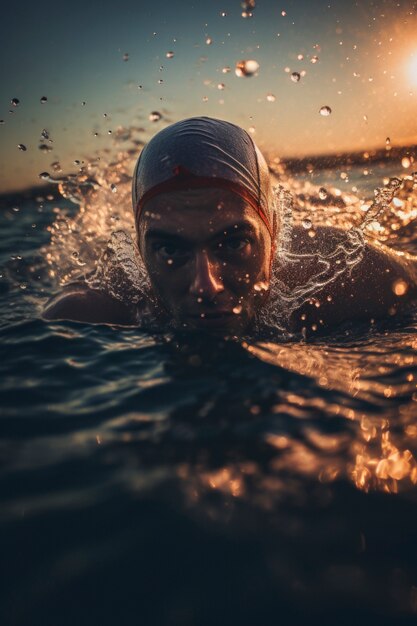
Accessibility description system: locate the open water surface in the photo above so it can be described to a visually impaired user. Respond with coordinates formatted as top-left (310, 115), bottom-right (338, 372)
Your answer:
top-left (2, 157), bottom-right (417, 625)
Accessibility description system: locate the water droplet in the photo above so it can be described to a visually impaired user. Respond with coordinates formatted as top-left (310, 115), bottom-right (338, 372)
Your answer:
top-left (39, 172), bottom-right (50, 179)
top-left (310, 55), bottom-right (319, 64)
top-left (281, 10), bottom-right (287, 16)
top-left (242, 0), bottom-right (255, 9)
top-left (220, 11), bottom-right (228, 17)
top-left (0, 120), bottom-right (4, 124)
top-left (319, 105), bottom-right (332, 116)
top-left (107, 130), bottom-right (112, 134)
top-left (206, 36), bottom-right (213, 45)
top-left (402, 156), bottom-right (411, 169)
top-left (81, 101), bottom-right (86, 106)
top-left (38, 144), bottom-right (52, 152)
top-left (392, 279), bottom-right (408, 296)
top-left (72, 251), bottom-right (79, 258)
top-left (317, 187), bottom-right (327, 201)
top-left (217, 83), bottom-right (225, 90)
top-left (233, 305), bottom-right (242, 314)
top-left (222, 66), bottom-right (231, 73)
top-left (149, 111), bottom-right (162, 122)
top-left (41, 129), bottom-right (49, 139)
top-left (235, 59), bottom-right (259, 77)
top-left (291, 71), bottom-right (301, 82)
top-left (166, 51), bottom-right (174, 59)
top-left (202, 96), bottom-right (208, 102)
top-left (302, 219), bottom-right (312, 229)
top-left (18, 144), bottom-right (27, 151)
top-left (123, 52), bottom-right (129, 61)
top-left (11, 98), bottom-right (20, 107)
top-left (266, 93), bottom-right (276, 102)
top-left (110, 183), bottom-right (117, 193)
top-left (297, 54), bottom-right (304, 61)
top-left (254, 281), bottom-right (269, 292)
top-left (158, 79), bottom-right (163, 84)
top-left (248, 126), bottom-right (255, 134)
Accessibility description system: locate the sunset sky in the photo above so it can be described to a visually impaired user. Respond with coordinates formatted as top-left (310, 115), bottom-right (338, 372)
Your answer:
top-left (1, 0), bottom-right (417, 193)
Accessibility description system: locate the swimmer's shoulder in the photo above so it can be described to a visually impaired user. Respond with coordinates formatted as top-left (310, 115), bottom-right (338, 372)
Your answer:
top-left (279, 225), bottom-right (417, 332)
top-left (42, 281), bottom-right (139, 326)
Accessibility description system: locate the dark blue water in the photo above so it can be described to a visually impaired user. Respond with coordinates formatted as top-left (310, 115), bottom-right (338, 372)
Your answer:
top-left (2, 172), bottom-right (417, 625)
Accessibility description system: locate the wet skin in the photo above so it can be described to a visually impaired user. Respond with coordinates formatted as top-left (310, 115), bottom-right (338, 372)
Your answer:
top-left (43, 188), bottom-right (417, 333)
top-left (138, 189), bottom-right (272, 333)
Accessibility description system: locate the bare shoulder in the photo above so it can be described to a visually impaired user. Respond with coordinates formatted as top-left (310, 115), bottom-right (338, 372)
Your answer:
top-left (42, 283), bottom-right (139, 326)
top-left (278, 225), bottom-right (417, 332)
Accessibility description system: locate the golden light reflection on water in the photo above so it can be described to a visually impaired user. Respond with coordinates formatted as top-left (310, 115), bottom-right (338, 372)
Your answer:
top-left (249, 340), bottom-right (417, 494)
top-left (174, 337), bottom-right (417, 510)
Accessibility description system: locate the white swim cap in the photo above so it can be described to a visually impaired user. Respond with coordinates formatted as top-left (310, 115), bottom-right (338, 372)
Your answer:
top-left (132, 116), bottom-right (276, 238)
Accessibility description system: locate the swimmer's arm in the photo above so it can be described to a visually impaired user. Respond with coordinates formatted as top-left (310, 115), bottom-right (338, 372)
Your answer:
top-left (278, 226), bottom-right (417, 332)
top-left (42, 284), bottom-right (138, 326)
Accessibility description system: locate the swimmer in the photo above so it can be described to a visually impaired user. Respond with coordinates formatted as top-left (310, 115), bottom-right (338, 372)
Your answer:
top-left (43, 116), bottom-right (417, 334)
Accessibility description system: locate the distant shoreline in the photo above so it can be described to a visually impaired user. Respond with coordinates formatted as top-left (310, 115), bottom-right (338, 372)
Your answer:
top-left (277, 144), bottom-right (416, 174)
top-left (1, 144), bottom-right (416, 202)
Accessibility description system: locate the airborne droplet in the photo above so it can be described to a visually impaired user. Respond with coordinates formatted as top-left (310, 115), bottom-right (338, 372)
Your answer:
top-left (310, 55), bottom-right (319, 64)
top-left (40, 96), bottom-right (47, 103)
top-left (11, 98), bottom-right (20, 107)
top-left (392, 279), bottom-right (408, 296)
top-left (402, 156), bottom-right (411, 169)
top-left (110, 183), bottom-right (117, 193)
top-left (166, 51), bottom-right (174, 59)
top-left (242, 0), bottom-right (256, 9)
top-left (17, 144), bottom-right (27, 151)
top-left (319, 105), bottom-right (332, 116)
top-left (123, 52), bottom-right (129, 61)
top-left (149, 111), bottom-right (162, 122)
top-left (318, 187), bottom-right (328, 200)
top-left (266, 93), bottom-right (276, 102)
top-left (302, 219), bottom-right (312, 229)
top-left (217, 83), bottom-right (225, 90)
top-left (235, 59), bottom-right (259, 77)
top-left (205, 37), bottom-right (213, 45)
top-left (291, 72), bottom-right (301, 83)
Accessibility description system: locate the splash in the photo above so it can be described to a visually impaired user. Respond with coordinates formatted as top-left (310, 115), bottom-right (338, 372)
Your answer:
top-left (42, 125), bottom-right (417, 335)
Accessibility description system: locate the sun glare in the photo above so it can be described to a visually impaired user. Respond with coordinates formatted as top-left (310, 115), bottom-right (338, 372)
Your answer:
top-left (408, 53), bottom-right (417, 86)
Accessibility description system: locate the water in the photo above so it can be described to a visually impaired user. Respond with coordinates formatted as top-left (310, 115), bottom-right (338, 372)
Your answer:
top-left (1, 150), bottom-right (417, 625)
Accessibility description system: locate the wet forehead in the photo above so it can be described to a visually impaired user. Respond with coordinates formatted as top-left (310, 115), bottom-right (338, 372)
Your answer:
top-left (140, 188), bottom-right (265, 242)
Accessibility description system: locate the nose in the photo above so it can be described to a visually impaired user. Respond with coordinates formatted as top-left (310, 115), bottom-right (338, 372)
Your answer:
top-left (189, 250), bottom-right (224, 300)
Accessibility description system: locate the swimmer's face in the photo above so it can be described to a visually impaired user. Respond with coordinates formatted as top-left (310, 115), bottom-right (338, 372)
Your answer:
top-left (138, 188), bottom-right (273, 334)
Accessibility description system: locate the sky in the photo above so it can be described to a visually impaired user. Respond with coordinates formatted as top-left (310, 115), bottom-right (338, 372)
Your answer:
top-left (1, 0), bottom-right (417, 193)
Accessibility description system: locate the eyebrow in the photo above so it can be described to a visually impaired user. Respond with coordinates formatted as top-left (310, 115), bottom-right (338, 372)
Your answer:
top-left (144, 222), bottom-right (256, 244)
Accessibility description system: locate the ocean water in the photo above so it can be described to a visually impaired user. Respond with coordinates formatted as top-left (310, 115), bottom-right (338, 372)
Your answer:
top-left (1, 155), bottom-right (417, 625)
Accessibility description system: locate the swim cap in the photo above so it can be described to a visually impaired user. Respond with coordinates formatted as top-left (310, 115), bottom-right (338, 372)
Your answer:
top-left (132, 116), bottom-right (276, 239)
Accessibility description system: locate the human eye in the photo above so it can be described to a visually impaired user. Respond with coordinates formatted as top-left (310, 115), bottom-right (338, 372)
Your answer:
top-left (152, 241), bottom-right (189, 265)
top-left (217, 236), bottom-right (252, 257)
top-left (225, 237), bottom-right (250, 252)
